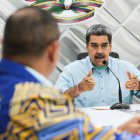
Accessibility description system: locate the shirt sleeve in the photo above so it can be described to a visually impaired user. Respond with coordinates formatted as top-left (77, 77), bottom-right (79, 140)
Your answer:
top-left (126, 61), bottom-right (140, 80)
top-left (55, 66), bottom-right (75, 93)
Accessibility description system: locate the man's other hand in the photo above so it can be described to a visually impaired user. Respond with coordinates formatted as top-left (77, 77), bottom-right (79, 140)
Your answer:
top-left (125, 71), bottom-right (139, 90)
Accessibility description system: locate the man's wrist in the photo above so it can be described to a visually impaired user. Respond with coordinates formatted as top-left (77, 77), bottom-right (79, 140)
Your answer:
top-left (77, 83), bottom-right (82, 93)
top-left (77, 83), bottom-right (81, 94)
top-left (65, 85), bottom-right (81, 98)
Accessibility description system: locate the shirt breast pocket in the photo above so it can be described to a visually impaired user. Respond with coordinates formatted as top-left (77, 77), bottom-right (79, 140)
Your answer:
top-left (107, 88), bottom-right (130, 105)
top-left (106, 89), bottom-right (119, 105)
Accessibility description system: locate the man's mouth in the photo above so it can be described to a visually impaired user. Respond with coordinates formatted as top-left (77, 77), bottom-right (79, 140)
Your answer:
top-left (95, 54), bottom-right (105, 59)
top-left (95, 56), bottom-right (104, 59)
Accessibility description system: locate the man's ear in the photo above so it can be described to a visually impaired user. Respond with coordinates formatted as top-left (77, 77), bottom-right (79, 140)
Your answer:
top-left (48, 41), bottom-right (58, 62)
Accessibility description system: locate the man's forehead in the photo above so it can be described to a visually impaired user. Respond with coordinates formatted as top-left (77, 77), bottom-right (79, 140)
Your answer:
top-left (89, 35), bottom-right (109, 43)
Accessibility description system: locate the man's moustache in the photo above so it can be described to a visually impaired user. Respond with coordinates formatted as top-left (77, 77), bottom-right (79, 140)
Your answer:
top-left (95, 54), bottom-right (105, 59)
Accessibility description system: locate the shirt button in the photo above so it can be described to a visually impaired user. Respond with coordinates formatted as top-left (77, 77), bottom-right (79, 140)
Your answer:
top-left (84, 97), bottom-right (86, 100)
top-left (102, 100), bottom-right (104, 102)
top-left (101, 76), bottom-right (102, 78)
top-left (101, 87), bottom-right (103, 90)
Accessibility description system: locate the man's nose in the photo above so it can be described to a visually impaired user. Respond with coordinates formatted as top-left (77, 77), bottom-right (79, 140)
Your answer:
top-left (96, 46), bottom-right (102, 53)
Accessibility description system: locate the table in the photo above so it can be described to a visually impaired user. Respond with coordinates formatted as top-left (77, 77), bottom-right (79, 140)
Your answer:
top-left (79, 104), bottom-right (140, 128)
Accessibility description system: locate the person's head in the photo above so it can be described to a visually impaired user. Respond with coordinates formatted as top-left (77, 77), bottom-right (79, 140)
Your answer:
top-left (86, 24), bottom-right (112, 66)
top-left (3, 6), bottom-right (60, 76)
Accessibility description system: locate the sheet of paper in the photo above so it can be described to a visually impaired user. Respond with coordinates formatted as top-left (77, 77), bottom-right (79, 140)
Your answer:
top-left (91, 106), bottom-right (110, 110)
top-left (79, 108), bottom-right (134, 128)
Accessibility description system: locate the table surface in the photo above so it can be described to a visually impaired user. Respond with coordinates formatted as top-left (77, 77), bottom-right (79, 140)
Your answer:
top-left (79, 104), bottom-right (140, 128)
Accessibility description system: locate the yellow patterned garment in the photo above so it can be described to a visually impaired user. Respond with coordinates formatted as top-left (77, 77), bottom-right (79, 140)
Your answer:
top-left (0, 82), bottom-right (137, 140)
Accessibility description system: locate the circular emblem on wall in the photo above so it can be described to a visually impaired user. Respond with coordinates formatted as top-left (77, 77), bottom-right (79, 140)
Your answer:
top-left (26, 0), bottom-right (104, 24)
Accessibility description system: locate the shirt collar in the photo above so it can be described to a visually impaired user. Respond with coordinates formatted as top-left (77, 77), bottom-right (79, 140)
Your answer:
top-left (25, 66), bottom-right (53, 87)
top-left (86, 56), bottom-right (112, 73)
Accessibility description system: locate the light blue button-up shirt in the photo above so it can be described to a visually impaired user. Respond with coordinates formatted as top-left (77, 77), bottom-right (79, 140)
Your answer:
top-left (55, 56), bottom-right (140, 107)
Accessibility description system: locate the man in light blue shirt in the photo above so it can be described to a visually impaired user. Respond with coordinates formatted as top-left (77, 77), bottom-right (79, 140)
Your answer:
top-left (55, 24), bottom-right (140, 107)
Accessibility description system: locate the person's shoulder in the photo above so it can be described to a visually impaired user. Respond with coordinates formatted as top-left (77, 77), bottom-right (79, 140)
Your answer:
top-left (8, 82), bottom-right (74, 139)
top-left (64, 58), bottom-right (87, 71)
top-left (14, 82), bottom-right (63, 99)
top-left (10, 82), bottom-right (66, 114)
top-left (110, 57), bottom-right (135, 68)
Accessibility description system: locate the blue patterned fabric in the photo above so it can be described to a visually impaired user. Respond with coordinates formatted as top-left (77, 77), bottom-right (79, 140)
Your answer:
top-left (0, 59), bottom-right (39, 134)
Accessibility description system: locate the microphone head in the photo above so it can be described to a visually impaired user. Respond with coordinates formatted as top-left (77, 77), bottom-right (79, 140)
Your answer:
top-left (103, 61), bottom-right (107, 65)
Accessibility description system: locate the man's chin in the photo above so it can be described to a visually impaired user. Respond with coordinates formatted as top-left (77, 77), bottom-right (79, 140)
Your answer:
top-left (94, 59), bottom-right (105, 66)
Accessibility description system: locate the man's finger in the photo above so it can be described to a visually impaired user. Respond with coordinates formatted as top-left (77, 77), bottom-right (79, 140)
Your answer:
top-left (86, 70), bottom-right (92, 77)
top-left (127, 71), bottom-right (132, 79)
top-left (85, 77), bottom-right (93, 81)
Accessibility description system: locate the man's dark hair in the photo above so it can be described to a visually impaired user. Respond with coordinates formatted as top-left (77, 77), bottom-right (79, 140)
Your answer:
top-left (3, 6), bottom-right (60, 58)
top-left (86, 24), bottom-right (112, 44)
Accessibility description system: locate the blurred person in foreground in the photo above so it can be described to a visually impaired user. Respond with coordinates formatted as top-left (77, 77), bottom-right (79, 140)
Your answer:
top-left (0, 6), bottom-right (140, 140)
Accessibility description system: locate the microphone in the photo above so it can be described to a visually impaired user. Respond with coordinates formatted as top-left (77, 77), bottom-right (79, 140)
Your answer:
top-left (103, 61), bottom-right (130, 110)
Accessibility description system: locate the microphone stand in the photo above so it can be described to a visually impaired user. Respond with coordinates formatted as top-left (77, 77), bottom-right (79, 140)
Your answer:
top-left (103, 61), bottom-right (130, 110)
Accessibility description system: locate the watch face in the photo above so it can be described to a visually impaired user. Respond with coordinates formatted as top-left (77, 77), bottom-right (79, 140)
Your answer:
top-left (27, 0), bottom-right (104, 25)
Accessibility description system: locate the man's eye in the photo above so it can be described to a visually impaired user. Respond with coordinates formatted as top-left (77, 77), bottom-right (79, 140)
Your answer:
top-left (91, 45), bottom-right (98, 48)
top-left (102, 44), bottom-right (108, 48)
